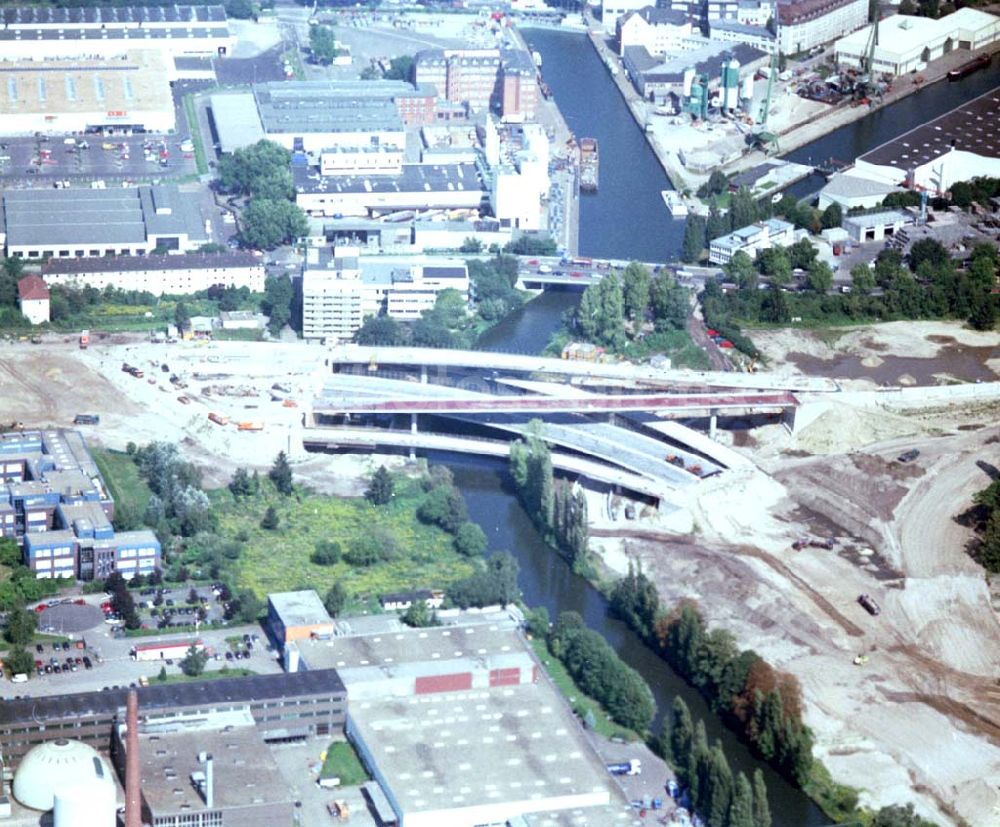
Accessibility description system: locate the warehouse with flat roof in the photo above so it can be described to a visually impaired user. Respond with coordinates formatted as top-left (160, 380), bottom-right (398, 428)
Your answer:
top-left (0, 51), bottom-right (175, 135)
top-left (2, 184), bottom-right (209, 259)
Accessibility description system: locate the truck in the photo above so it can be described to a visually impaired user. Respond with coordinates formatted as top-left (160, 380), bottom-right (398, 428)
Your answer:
top-left (73, 414), bottom-right (100, 425)
top-left (857, 594), bottom-right (881, 616)
top-left (606, 759), bottom-right (642, 776)
top-left (208, 412), bottom-right (230, 426)
top-left (237, 421), bottom-right (264, 431)
top-left (79, 330), bottom-right (90, 349)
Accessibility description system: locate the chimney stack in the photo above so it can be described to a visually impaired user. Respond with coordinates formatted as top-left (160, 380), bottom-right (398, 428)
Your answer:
top-left (125, 690), bottom-right (141, 827)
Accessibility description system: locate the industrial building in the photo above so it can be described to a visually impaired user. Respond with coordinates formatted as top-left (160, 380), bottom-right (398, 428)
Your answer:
top-left (777, 0), bottom-right (868, 55)
top-left (0, 5), bottom-right (232, 61)
top-left (835, 8), bottom-right (1000, 76)
top-left (622, 42), bottom-right (767, 106)
top-left (481, 119), bottom-right (551, 232)
top-left (1, 185), bottom-right (209, 259)
top-left (266, 589), bottom-right (335, 643)
top-left (414, 48), bottom-right (539, 121)
top-left (616, 7), bottom-right (693, 57)
top-left (842, 209), bottom-right (914, 243)
top-left (708, 19), bottom-right (777, 53)
top-left (817, 173), bottom-right (903, 210)
top-left (0, 429), bottom-right (161, 581)
top-left (709, 217), bottom-right (796, 264)
top-left (294, 162), bottom-right (485, 218)
top-left (301, 247), bottom-right (470, 342)
top-left (296, 618), bottom-right (628, 826)
top-left (40, 252), bottom-right (265, 297)
top-left (16, 275), bottom-right (50, 325)
top-left (0, 51), bottom-right (175, 136)
top-left (0, 669), bottom-right (347, 771)
top-left (849, 87), bottom-right (1000, 194)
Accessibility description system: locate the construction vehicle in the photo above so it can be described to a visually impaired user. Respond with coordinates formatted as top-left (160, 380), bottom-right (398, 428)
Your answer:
top-left (326, 800), bottom-right (350, 820)
top-left (852, 654), bottom-right (869, 666)
top-left (857, 594), bottom-right (881, 616)
top-left (79, 330), bottom-right (90, 349)
top-left (752, 45), bottom-right (780, 153)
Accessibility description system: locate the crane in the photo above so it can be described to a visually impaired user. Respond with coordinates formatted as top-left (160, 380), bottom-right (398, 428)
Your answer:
top-left (753, 40), bottom-right (780, 153)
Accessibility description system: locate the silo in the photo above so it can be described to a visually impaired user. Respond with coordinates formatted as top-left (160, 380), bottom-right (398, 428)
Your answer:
top-left (742, 72), bottom-right (754, 101)
top-left (726, 58), bottom-right (741, 110)
top-left (54, 783), bottom-right (116, 827)
top-left (683, 67), bottom-right (696, 98)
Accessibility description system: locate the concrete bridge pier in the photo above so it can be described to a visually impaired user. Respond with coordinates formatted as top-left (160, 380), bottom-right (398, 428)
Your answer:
top-left (410, 414), bottom-right (418, 459)
top-left (420, 366), bottom-right (428, 384)
top-left (709, 408), bottom-right (719, 440)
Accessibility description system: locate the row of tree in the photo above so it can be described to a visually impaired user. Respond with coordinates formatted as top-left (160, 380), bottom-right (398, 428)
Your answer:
top-left (610, 567), bottom-right (814, 786)
top-left (217, 140), bottom-right (309, 250)
top-left (573, 262), bottom-right (689, 352)
top-left (509, 424), bottom-right (589, 573)
top-left (665, 697), bottom-right (771, 827)
top-left (548, 610), bottom-right (656, 732)
top-left (416, 466), bottom-right (488, 557)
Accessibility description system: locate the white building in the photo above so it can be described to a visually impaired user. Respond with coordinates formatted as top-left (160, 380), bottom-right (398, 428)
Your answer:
top-left (0, 4), bottom-right (233, 62)
top-left (295, 163), bottom-right (485, 219)
top-left (842, 210), bottom-right (914, 243)
top-left (817, 173), bottom-right (904, 210)
top-left (848, 87), bottom-right (1000, 195)
top-left (319, 146), bottom-right (404, 177)
top-left (617, 7), bottom-right (693, 56)
top-left (709, 20), bottom-right (777, 52)
top-left (302, 247), bottom-right (470, 342)
top-left (0, 51), bottom-right (175, 136)
top-left (709, 217), bottom-right (795, 264)
top-left (778, 0), bottom-right (868, 55)
top-left (16, 275), bottom-right (49, 325)
top-left (40, 252), bottom-right (265, 296)
top-left (602, 0), bottom-right (655, 33)
top-left (738, 0), bottom-right (775, 26)
top-left (835, 8), bottom-right (1000, 76)
top-left (491, 123), bottom-right (550, 232)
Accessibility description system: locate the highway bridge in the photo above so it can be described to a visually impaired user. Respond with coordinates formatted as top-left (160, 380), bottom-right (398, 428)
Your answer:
top-left (314, 390), bottom-right (797, 416)
top-left (326, 344), bottom-right (840, 393)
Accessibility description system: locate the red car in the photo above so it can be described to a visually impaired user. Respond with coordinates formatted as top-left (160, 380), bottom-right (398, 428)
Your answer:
top-left (34, 604), bottom-right (47, 613)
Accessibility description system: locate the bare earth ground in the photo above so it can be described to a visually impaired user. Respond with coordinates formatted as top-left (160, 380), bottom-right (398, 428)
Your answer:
top-left (597, 320), bottom-right (1000, 826)
top-left (4, 327), bottom-right (1000, 824)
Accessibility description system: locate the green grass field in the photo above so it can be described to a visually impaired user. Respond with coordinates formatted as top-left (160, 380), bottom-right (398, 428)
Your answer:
top-left (321, 741), bottom-right (370, 785)
top-left (529, 637), bottom-right (639, 742)
top-left (92, 449), bottom-right (153, 522)
top-left (215, 477), bottom-right (476, 603)
top-left (149, 667), bottom-right (255, 685)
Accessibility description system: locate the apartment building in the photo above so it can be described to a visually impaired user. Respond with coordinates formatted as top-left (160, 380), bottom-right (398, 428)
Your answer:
top-left (777, 0), bottom-right (868, 54)
top-left (414, 48), bottom-right (538, 120)
top-left (302, 248), bottom-right (470, 342)
top-left (709, 217), bottom-right (795, 264)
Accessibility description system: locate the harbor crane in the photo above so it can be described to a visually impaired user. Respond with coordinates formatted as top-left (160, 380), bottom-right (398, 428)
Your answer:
top-left (753, 40), bottom-right (780, 153)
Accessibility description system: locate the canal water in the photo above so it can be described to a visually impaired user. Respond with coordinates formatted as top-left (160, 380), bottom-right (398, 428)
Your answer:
top-left (460, 31), bottom-right (1000, 827)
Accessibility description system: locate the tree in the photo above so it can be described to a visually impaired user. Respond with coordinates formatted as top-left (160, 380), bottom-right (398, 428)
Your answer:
top-left (819, 202), bottom-right (843, 229)
top-left (729, 772), bottom-right (755, 827)
top-left (262, 275), bottom-right (294, 334)
top-left (417, 484), bottom-right (468, 533)
top-left (324, 582), bottom-right (347, 617)
top-left (218, 140), bottom-right (292, 199)
top-left (871, 803), bottom-right (938, 827)
top-left (179, 643), bottom-right (208, 677)
top-left (355, 314), bottom-right (404, 345)
top-left (5, 646), bottom-right (34, 677)
top-left (402, 598), bottom-right (436, 628)
top-left (365, 465), bottom-right (395, 506)
top-left (667, 696), bottom-right (694, 767)
top-left (157, 665), bottom-right (168, 682)
top-left (384, 55), bottom-right (414, 81)
top-left (312, 540), bottom-right (343, 566)
top-left (234, 589), bottom-right (263, 623)
top-left (269, 451), bottom-right (293, 495)
top-left (260, 505), bottom-right (280, 530)
top-left (725, 250), bottom-right (757, 291)
top-left (698, 171), bottom-right (729, 198)
top-left (682, 215), bottom-right (707, 263)
top-left (650, 274), bottom-right (689, 330)
top-left (525, 605), bottom-right (550, 638)
top-left (3, 607), bottom-right (37, 645)
top-left (224, 0), bottom-right (254, 19)
top-left (730, 186), bottom-right (759, 230)
top-left (752, 769), bottom-right (771, 827)
top-left (850, 263), bottom-right (877, 295)
top-left (622, 261), bottom-right (651, 324)
top-left (454, 521), bottom-right (488, 557)
top-left (908, 238), bottom-right (949, 272)
top-left (174, 301), bottom-right (190, 332)
top-left (806, 261), bottom-right (834, 293)
top-left (309, 24), bottom-right (338, 64)
top-left (240, 199), bottom-right (308, 251)
top-left (229, 467), bottom-right (255, 498)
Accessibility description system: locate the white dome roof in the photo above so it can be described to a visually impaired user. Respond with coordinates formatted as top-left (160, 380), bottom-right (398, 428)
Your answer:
top-left (13, 739), bottom-right (114, 811)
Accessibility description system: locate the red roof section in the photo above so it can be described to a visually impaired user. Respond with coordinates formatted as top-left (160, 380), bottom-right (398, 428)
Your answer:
top-left (17, 275), bottom-right (49, 302)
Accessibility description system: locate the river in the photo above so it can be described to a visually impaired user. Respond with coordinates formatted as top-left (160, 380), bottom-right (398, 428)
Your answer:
top-left (459, 29), bottom-right (1000, 827)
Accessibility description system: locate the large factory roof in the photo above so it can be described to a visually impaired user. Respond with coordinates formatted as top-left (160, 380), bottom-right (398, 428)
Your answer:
top-left (254, 82), bottom-right (405, 135)
top-left (624, 41), bottom-right (767, 82)
top-left (0, 669), bottom-right (346, 727)
top-left (0, 26), bottom-right (229, 43)
top-left (42, 251), bottom-right (262, 275)
top-left (210, 92), bottom-right (266, 153)
top-left (348, 682), bottom-right (615, 822)
top-left (859, 87), bottom-right (1000, 168)
top-left (2, 185), bottom-right (204, 248)
top-left (0, 4), bottom-right (226, 26)
top-left (0, 52), bottom-right (172, 119)
top-left (294, 162), bottom-right (483, 196)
